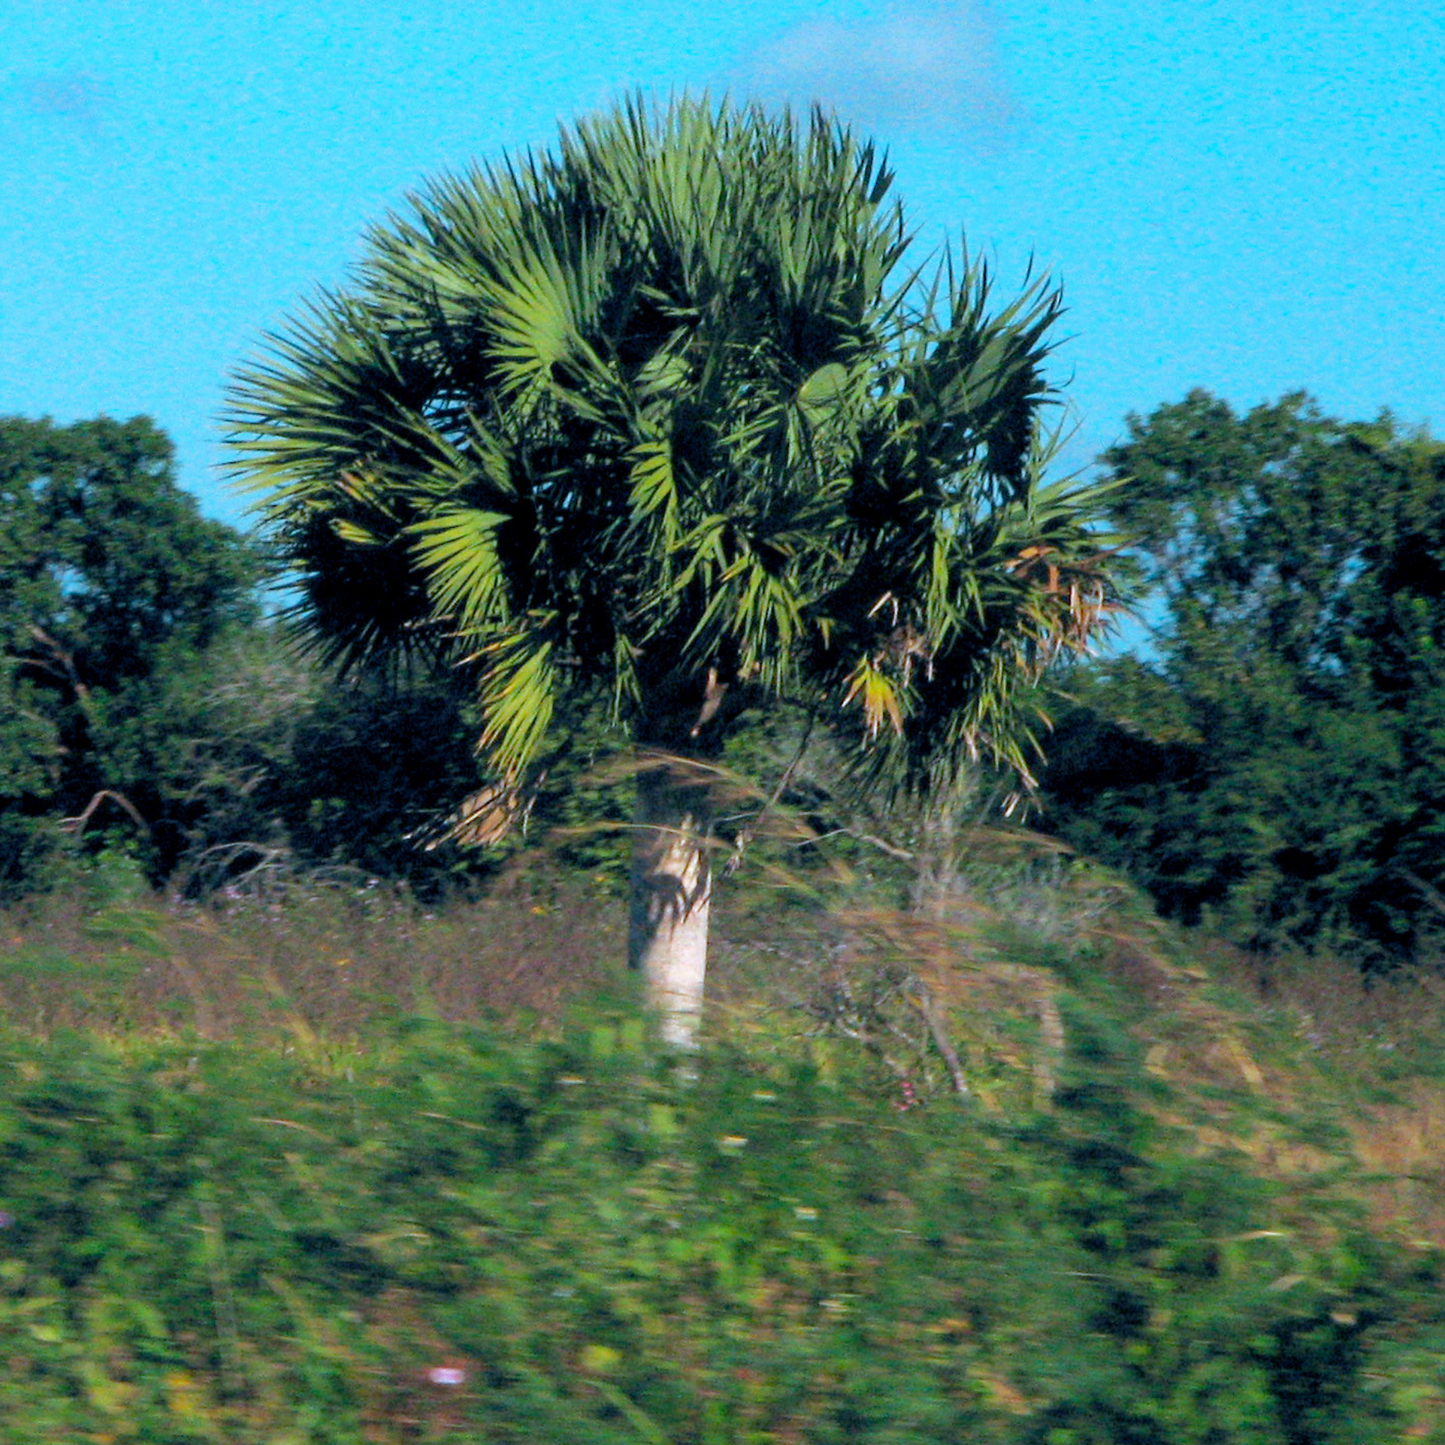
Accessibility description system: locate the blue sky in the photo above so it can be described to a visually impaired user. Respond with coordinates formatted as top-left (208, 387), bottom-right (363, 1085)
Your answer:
top-left (4, 0), bottom-right (1442, 528)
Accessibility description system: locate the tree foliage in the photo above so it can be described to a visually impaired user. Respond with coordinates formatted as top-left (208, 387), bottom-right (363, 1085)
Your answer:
top-left (0, 416), bottom-right (259, 891)
top-left (228, 97), bottom-right (1114, 796)
top-left (1043, 391), bottom-right (1445, 968)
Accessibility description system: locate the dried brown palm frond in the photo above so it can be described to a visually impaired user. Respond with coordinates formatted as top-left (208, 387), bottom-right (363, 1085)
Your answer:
top-left (405, 775), bottom-right (544, 850)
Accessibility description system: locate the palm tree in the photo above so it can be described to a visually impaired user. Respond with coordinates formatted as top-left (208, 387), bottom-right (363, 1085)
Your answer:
top-left (227, 97), bottom-right (1115, 1046)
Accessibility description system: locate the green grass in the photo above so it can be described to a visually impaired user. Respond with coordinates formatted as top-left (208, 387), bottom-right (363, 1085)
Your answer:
top-left (1, 862), bottom-right (1445, 1442)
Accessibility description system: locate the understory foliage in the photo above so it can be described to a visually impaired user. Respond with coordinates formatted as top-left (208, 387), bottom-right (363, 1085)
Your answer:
top-left (0, 986), bottom-right (1433, 1444)
top-left (1043, 391), bottom-right (1445, 971)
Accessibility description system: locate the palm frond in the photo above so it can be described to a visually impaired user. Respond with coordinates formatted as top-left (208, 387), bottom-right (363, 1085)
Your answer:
top-left (474, 625), bottom-right (558, 780)
top-left (407, 508), bottom-right (512, 637)
top-left (227, 93), bottom-right (1120, 812)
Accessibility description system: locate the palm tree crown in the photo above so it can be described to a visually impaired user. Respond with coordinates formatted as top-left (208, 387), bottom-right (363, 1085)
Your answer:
top-left (228, 97), bottom-right (1111, 802)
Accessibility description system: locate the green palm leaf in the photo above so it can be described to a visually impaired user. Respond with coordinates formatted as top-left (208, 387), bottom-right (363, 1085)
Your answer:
top-left (228, 92), bottom-right (1120, 804)
top-left (474, 626), bottom-right (557, 780)
top-left (408, 509), bottom-right (512, 636)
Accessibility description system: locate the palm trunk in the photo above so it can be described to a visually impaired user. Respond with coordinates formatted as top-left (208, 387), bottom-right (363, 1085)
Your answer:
top-left (910, 795), bottom-right (963, 920)
top-left (628, 760), bottom-right (713, 1050)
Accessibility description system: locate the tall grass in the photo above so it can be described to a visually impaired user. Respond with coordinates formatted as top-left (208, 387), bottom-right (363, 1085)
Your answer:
top-left (3, 851), bottom-right (1445, 1440)
top-left (0, 868), bottom-right (623, 1043)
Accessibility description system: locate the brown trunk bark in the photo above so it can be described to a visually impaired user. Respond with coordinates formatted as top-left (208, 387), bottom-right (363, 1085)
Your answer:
top-left (628, 760), bottom-right (713, 1050)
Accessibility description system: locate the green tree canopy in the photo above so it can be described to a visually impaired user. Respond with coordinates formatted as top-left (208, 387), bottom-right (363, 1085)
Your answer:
top-left (228, 97), bottom-right (1117, 1040)
top-left (1044, 391), bottom-right (1445, 968)
top-left (0, 415), bottom-right (259, 889)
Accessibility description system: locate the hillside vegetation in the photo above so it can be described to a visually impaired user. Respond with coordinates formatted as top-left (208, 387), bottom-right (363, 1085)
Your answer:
top-left (8, 100), bottom-right (1445, 1445)
top-left (3, 855), bottom-right (1445, 1444)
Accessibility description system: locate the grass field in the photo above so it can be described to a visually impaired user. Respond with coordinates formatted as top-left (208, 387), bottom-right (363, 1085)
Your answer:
top-left (2, 856), bottom-right (1445, 1442)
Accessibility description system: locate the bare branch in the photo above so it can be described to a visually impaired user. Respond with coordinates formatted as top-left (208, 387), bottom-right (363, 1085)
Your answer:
top-left (62, 789), bottom-right (149, 837)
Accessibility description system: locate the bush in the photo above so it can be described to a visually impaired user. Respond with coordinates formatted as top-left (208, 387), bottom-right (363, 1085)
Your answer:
top-left (0, 995), bottom-right (1428, 1442)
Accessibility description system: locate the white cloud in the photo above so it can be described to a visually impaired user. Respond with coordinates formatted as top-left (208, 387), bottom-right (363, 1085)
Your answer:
top-left (736, 2), bottom-right (1018, 140)
top-left (10, 72), bottom-right (116, 138)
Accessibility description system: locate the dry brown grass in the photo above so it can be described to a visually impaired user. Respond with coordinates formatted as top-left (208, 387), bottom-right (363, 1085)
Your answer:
top-left (812, 862), bottom-right (1445, 1259)
top-left (1194, 945), bottom-right (1445, 1246)
top-left (0, 868), bottom-right (623, 1042)
top-left (10, 850), bottom-right (1445, 1260)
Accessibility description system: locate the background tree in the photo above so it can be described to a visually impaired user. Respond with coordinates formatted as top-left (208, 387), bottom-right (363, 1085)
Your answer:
top-left (228, 98), bottom-right (1115, 1043)
top-left (273, 665), bottom-right (500, 891)
top-left (1043, 391), bottom-right (1445, 969)
top-left (0, 416), bottom-right (259, 893)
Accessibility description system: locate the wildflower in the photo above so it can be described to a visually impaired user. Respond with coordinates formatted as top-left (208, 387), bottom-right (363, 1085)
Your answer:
top-left (718, 1135), bottom-right (748, 1152)
top-left (581, 1343), bottom-right (621, 1373)
top-left (164, 1370), bottom-right (203, 1416)
top-left (427, 1366), bottom-right (467, 1387)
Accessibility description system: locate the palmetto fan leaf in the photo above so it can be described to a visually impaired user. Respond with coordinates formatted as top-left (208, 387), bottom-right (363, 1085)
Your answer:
top-left (228, 93), bottom-right (1116, 803)
top-left (473, 626), bottom-right (558, 782)
top-left (407, 508), bottom-right (511, 635)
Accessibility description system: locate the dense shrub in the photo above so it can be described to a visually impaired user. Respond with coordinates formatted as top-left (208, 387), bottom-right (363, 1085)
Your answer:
top-left (0, 992), bottom-right (1431, 1443)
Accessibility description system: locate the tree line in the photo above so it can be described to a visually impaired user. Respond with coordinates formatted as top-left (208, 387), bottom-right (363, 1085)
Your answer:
top-left (6, 99), bottom-right (1443, 990)
top-left (8, 388), bottom-right (1443, 977)
top-left (1043, 391), bottom-right (1445, 973)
